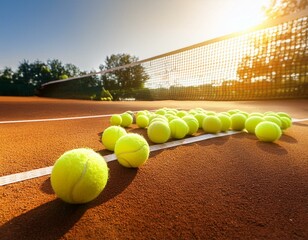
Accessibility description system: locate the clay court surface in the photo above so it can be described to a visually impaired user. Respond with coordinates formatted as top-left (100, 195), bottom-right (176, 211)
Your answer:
top-left (0, 96), bottom-right (307, 240)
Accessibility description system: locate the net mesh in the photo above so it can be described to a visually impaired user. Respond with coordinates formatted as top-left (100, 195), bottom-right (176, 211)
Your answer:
top-left (40, 10), bottom-right (308, 101)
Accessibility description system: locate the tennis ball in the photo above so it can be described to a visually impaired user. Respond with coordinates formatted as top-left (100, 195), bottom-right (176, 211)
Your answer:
top-left (121, 112), bottom-right (133, 127)
top-left (169, 118), bottom-right (189, 139)
top-left (219, 112), bottom-right (231, 117)
top-left (136, 111), bottom-right (146, 117)
top-left (125, 111), bottom-right (136, 123)
top-left (263, 115), bottom-right (282, 128)
top-left (255, 121), bottom-right (282, 142)
top-left (114, 133), bottom-right (150, 168)
top-left (166, 110), bottom-right (176, 116)
top-left (230, 113), bottom-right (247, 131)
top-left (249, 112), bottom-right (264, 118)
top-left (102, 126), bottom-right (127, 151)
top-left (277, 112), bottom-right (291, 120)
top-left (110, 114), bottom-right (122, 126)
top-left (150, 115), bottom-right (168, 124)
top-left (155, 109), bottom-right (167, 115)
top-left (194, 113), bottom-right (207, 129)
top-left (217, 113), bottom-right (231, 132)
top-left (202, 115), bottom-right (222, 134)
top-left (239, 111), bottom-right (249, 118)
top-left (245, 116), bottom-right (264, 134)
top-left (136, 115), bottom-right (149, 128)
top-left (51, 148), bottom-right (109, 204)
top-left (188, 109), bottom-right (197, 115)
top-left (165, 114), bottom-right (179, 122)
top-left (147, 121), bottom-right (171, 143)
top-left (228, 109), bottom-right (240, 115)
top-left (176, 110), bottom-right (188, 118)
top-left (205, 111), bottom-right (216, 116)
top-left (182, 115), bottom-right (199, 135)
top-left (280, 116), bottom-right (292, 130)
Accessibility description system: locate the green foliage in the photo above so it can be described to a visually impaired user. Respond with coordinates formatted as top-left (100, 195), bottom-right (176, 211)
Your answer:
top-left (0, 59), bottom-right (83, 97)
top-left (99, 54), bottom-right (149, 90)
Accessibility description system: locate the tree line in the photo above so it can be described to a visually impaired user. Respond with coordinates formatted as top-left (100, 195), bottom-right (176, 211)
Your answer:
top-left (0, 54), bottom-right (148, 99)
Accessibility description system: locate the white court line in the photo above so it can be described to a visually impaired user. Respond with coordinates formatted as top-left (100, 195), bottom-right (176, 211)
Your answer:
top-left (1, 118), bottom-right (307, 186)
top-left (0, 130), bottom-right (240, 186)
top-left (0, 114), bottom-right (113, 124)
top-left (292, 118), bottom-right (308, 122)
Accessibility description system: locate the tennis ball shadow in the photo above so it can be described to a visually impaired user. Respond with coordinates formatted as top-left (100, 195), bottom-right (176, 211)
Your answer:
top-left (293, 122), bottom-right (308, 127)
top-left (196, 134), bottom-right (231, 146)
top-left (231, 132), bottom-right (257, 141)
top-left (40, 177), bottom-right (54, 195)
top-left (256, 141), bottom-right (288, 155)
top-left (16, 161), bottom-right (137, 239)
top-left (280, 134), bottom-right (298, 144)
top-left (90, 160), bottom-right (137, 207)
top-left (0, 199), bottom-right (87, 240)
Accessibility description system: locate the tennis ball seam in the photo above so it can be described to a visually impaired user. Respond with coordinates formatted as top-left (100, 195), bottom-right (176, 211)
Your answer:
top-left (116, 144), bottom-right (148, 167)
top-left (118, 157), bottom-right (133, 168)
top-left (70, 158), bottom-right (89, 203)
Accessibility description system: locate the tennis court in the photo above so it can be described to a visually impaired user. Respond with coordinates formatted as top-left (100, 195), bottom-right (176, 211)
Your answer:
top-left (1, 97), bottom-right (307, 239)
top-left (1, 7), bottom-right (308, 240)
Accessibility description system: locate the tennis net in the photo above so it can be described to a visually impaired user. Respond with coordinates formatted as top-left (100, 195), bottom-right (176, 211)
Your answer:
top-left (41, 9), bottom-right (308, 101)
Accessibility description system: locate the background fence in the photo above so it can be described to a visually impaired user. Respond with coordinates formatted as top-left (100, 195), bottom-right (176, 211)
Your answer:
top-left (41, 9), bottom-right (308, 101)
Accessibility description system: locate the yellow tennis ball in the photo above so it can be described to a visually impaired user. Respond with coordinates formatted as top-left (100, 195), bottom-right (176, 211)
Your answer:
top-left (121, 112), bottom-right (133, 127)
top-left (202, 115), bottom-right (222, 134)
top-left (136, 110), bottom-right (146, 117)
top-left (194, 113), bottom-right (207, 129)
top-left (264, 115), bottom-right (282, 128)
top-left (125, 111), bottom-right (136, 123)
top-left (165, 114), bottom-right (179, 122)
top-left (277, 112), bottom-right (291, 120)
top-left (114, 133), bottom-right (150, 168)
top-left (182, 115), bottom-right (199, 135)
top-left (249, 112), bottom-right (264, 118)
top-left (205, 111), bottom-right (216, 116)
top-left (110, 114), bottom-right (122, 126)
top-left (228, 109), bottom-right (240, 115)
top-left (147, 121), bottom-right (171, 143)
top-left (150, 115), bottom-right (168, 124)
top-left (169, 118), bottom-right (189, 139)
top-left (102, 126), bottom-right (127, 151)
top-left (280, 116), bottom-right (292, 130)
top-left (155, 109), bottom-right (167, 115)
top-left (245, 116), bottom-right (264, 134)
top-left (217, 113), bottom-right (231, 132)
top-left (255, 121), bottom-right (282, 142)
top-left (136, 115), bottom-right (149, 128)
top-left (230, 113), bottom-right (247, 131)
top-left (176, 110), bottom-right (188, 118)
top-left (51, 148), bottom-right (109, 204)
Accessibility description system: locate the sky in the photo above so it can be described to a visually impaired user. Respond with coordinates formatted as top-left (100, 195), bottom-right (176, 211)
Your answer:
top-left (0, 0), bottom-right (269, 72)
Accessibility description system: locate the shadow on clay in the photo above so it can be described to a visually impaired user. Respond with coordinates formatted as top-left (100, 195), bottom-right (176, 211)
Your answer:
top-left (256, 141), bottom-right (288, 155)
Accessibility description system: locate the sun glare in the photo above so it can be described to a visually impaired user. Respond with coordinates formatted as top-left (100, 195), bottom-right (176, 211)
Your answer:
top-left (212, 0), bottom-right (270, 36)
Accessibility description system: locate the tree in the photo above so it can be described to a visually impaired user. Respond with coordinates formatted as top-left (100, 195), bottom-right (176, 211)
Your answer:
top-left (99, 54), bottom-right (149, 90)
top-left (0, 67), bottom-right (15, 82)
top-left (47, 59), bottom-right (66, 80)
top-left (64, 63), bottom-right (81, 77)
top-left (263, 0), bottom-right (308, 19)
